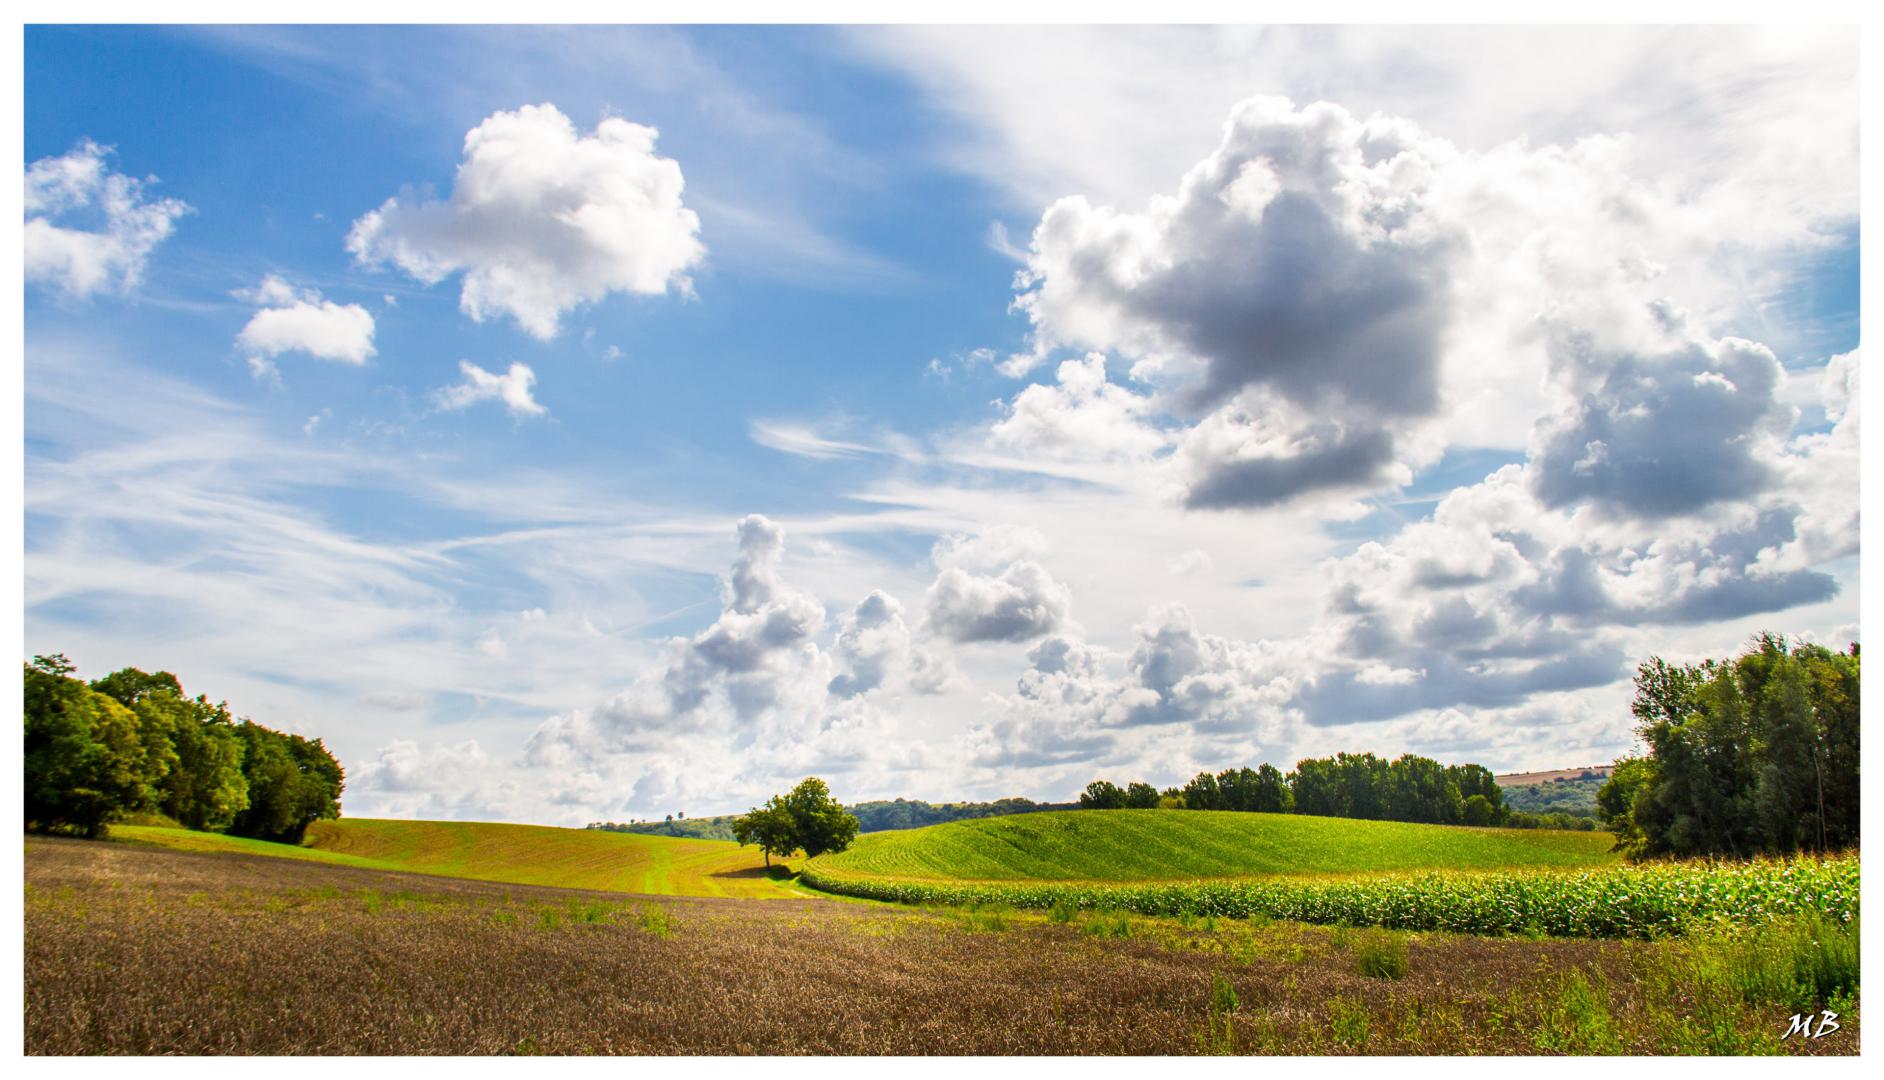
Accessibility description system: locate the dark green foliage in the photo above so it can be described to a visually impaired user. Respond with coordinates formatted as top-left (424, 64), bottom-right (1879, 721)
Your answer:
top-left (227, 724), bottom-right (345, 843)
top-left (1596, 757), bottom-right (1652, 829)
top-left (1180, 771), bottom-right (1222, 810)
top-left (1462, 794), bottom-right (1493, 826)
top-left (1608, 635), bottom-right (1859, 859)
top-left (1506, 811), bottom-right (1598, 831)
top-left (1250, 764), bottom-right (1293, 813)
top-left (731, 777), bottom-right (860, 864)
top-left (24, 657), bottom-right (164, 837)
top-left (1078, 780), bottom-right (1129, 810)
top-left (731, 803), bottom-right (794, 865)
top-left (784, 777), bottom-right (860, 858)
top-left (25, 655), bottom-right (341, 841)
top-left (153, 697), bottom-right (249, 831)
top-left (1086, 751), bottom-right (1506, 829)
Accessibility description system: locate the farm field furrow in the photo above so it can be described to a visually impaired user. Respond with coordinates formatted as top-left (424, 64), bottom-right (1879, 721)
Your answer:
top-left (816, 809), bottom-right (1621, 883)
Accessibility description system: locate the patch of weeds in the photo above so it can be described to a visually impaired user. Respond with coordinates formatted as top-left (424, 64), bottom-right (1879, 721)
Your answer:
top-left (360, 890), bottom-right (382, 915)
top-left (1177, 911), bottom-right (1219, 934)
top-left (960, 903), bottom-right (1009, 934)
top-left (490, 909), bottom-right (518, 927)
top-left (567, 898), bottom-right (616, 925)
top-left (638, 902), bottom-right (673, 938)
top-left (1329, 924), bottom-right (1353, 952)
top-left (506, 1036), bottom-right (540, 1055)
top-left (1194, 974), bottom-right (1240, 1055)
top-left (1658, 911), bottom-right (1859, 1047)
top-left (1327, 994), bottom-right (1370, 1051)
top-left (1083, 909), bottom-right (1133, 940)
top-left (1531, 971), bottom-right (1622, 1054)
top-left (1355, 929), bottom-right (1409, 980)
top-left (537, 907), bottom-right (564, 930)
top-left (1047, 898), bottom-right (1078, 924)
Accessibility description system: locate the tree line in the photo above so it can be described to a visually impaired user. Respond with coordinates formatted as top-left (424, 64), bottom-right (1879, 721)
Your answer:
top-left (1597, 634), bottom-right (1858, 860)
top-left (24, 654), bottom-right (345, 842)
top-left (1077, 752), bottom-right (1511, 827)
top-left (589, 796), bottom-right (1080, 840)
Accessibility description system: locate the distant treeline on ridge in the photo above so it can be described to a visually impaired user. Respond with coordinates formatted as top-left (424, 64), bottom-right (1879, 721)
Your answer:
top-left (589, 796), bottom-right (1078, 839)
top-left (1075, 752), bottom-right (1551, 828)
top-left (24, 654), bottom-right (345, 842)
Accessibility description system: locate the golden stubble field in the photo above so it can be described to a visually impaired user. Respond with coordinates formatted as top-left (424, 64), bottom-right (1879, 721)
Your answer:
top-left (22, 837), bottom-right (1858, 1055)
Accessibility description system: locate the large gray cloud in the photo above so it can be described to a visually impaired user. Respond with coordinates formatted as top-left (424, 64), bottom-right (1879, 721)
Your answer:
top-left (1530, 334), bottom-right (1792, 518)
top-left (1014, 98), bottom-right (1462, 506)
top-left (921, 530), bottom-right (1072, 645)
top-left (1181, 424), bottom-right (1397, 510)
top-left (1019, 98), bottom-right (1458, 417)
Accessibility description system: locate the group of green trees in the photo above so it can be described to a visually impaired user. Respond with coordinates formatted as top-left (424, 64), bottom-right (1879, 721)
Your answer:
top-left (730, 777), bottom-right (860, 866)
top-left (1079, 753), bottom-right (1509, 827)
top-left (1597, 635), bottom-right (1859, 859)
top-left (24, 654), bottom-right (345, 842)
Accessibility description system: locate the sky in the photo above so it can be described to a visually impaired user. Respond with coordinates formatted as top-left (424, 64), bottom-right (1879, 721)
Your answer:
top-left (21, 24), bottom-right (1862, 825)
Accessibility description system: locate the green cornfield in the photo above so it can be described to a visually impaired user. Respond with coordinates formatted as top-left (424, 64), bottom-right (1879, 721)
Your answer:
top-left (802, 853), bottom-right (1859, 939)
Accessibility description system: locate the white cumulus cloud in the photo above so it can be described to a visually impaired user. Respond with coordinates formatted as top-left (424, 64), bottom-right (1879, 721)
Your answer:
top-left (434, 360), bottom-right (547, 418)
top-left (348, 103), bottom-right (705, 340)
top-left (24, 139), bottom-right (191, 299)
top-left (234, 275), bottom-right (377, 366)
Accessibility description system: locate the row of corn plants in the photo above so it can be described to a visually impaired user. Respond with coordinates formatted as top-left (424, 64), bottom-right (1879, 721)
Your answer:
top-left (800, 853), bottom-right (1858, 939)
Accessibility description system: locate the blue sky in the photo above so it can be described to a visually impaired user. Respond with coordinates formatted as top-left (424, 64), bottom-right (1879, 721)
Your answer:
top-left (23, 25), bottom-right (1861, 824)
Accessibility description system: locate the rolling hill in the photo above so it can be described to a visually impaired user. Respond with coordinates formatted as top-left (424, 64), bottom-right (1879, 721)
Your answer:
top-left (111, 818), bottom-right (797, 899)
top-left (812, 808), bottom-right (1621, 884)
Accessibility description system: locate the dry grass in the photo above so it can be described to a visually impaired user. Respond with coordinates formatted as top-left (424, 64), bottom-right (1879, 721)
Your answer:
top-left (23, 838), bottom-right (1859, 1055)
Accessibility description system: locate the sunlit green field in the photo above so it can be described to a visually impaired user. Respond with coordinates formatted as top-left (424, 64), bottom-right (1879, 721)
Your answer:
top-left (113, 818), bottom-right (797, 899)
top-left (816, 809), bottom-right (1620, 883)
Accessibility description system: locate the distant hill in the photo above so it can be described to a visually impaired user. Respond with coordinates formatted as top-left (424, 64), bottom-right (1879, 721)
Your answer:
top-left (590, 796), bottom-right (1074, 839)
top-left (1498, 767), bottom-right (1612, 819)
top-left (1495, 765), bottom-right (1614, 787)
top-left (815, 808), bottom-right (1619, 884)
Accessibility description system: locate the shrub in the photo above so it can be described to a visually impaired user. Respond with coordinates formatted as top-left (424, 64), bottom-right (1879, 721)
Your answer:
top-left (1082, 909), bottom-right (1133, 939)
top-left (1194, 974), bottom-right (1240, 1054)
top-left (1532, 971), bottom-right (1622, 1054)
top-left (1354, 930), bottom-right (1408, 979)
top-left (638, 902), bottom-right (674, 938)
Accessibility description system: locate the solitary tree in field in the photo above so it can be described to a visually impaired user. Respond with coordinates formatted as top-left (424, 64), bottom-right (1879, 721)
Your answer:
top-left (732, 801), bottom-right (797, 866)
top-left (732, 777), bottom-right (860, 866)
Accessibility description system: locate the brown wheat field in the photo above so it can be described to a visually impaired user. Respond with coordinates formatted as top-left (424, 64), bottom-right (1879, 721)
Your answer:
top-left (22, 836), bottom-right (1857, 1056)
